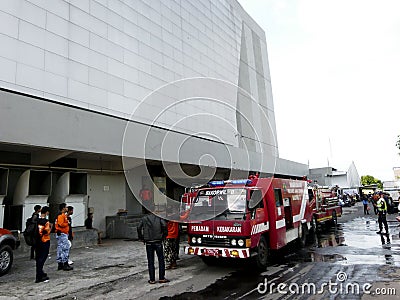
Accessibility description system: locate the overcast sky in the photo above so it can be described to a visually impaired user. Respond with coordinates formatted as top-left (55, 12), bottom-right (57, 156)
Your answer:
top-left (238, 0), bottom-right (400, 181)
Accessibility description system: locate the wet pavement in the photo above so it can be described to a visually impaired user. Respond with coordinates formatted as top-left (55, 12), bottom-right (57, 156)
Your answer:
top-left (1, 202), bottom-right (399, 299)
top-left (165, 203), bottom-right (400, 300)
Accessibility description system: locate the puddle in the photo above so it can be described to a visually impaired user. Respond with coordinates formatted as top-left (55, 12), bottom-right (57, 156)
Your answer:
top-left (310, 216), bottom-right (400, 266)
top-left (311, 253), bottom-right (347, 262)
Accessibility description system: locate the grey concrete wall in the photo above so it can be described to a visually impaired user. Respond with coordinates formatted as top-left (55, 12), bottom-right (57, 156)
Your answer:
top-left (87, 174), bottom-right (126, 233)
top-left (0, 90), bottom-right (307, 177)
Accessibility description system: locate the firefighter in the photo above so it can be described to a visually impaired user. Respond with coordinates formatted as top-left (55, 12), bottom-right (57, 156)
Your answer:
top-left (140, 185), bottom-right (154, 214)
top-left (376, 192), bottom-right (389, 234)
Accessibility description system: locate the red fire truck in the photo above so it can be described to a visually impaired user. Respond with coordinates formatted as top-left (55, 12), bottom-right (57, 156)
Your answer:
top-left (184, 177), bottom-right (315, 269)
top-left (309, 185), bottom-right (342, 229)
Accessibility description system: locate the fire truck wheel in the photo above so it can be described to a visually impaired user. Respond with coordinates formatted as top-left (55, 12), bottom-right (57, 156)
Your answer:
top-left (298, 224), bottom-right (307, 247)
top-left (200, 256), bottom-right (218, 266)
top-left (310, 216), bottom-right (318, 234)
top-left (256, 236), bottom-right (269, 270)
top-left (331, 211), bottom-right (338, 227)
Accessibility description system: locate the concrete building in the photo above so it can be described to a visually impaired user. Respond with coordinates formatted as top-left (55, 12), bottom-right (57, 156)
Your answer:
top-left (0, 0), bottom-right (307, 233)
top-left (309, 162), bottom-right (361, 192)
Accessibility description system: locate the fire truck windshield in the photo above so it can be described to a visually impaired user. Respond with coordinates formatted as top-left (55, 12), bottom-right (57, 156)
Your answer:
top-left (190, 188), bottom-right (247, 220)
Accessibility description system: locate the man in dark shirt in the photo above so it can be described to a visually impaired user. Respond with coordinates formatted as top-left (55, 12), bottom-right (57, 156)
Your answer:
top-left (137, 205), bottom-right (169, 284)
top-left (66, 206), bottom-right (74, 265)
top-left (85, 213), bottom-right (93, 229)
top-left (30, 205), bottom-right (41, 259)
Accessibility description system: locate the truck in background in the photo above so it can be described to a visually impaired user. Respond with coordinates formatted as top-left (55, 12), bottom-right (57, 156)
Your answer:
top-left (309, 185), bottom-right (342, 229)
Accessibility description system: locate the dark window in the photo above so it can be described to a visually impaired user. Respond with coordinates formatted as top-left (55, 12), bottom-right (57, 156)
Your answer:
top-left (249, 190), bottom-right (264, 220)
top-left (248, 189), bottom-right (263, 209)
top-left (274, 189), bottom-right (283, 207)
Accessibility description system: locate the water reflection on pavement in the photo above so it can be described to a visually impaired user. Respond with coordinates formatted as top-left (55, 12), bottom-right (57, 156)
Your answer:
top-left (167, 212), bottom-right (400, 299)
top-left (312, 216), bottom-right (400, 266)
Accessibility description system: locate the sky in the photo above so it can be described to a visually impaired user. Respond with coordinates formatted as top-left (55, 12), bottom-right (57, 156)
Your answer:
top-left (238, 0), bottom-right (400, 181)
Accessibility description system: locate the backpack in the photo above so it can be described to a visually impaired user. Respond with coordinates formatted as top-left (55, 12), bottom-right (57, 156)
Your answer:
top-left (23, 216), bottom-right (39, 246)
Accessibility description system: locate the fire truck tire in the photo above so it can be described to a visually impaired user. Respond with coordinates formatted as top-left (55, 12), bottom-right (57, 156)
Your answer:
top-left (200, 256), bottom-right (218, 266)
top-left (256, 236), bottom-right (269, 270)
top-left (331, 211), bottom-right (338, 227)
top-left (310, 216), bottom-right (318, 233)
top-left (307, 217), bottom-right (318, 244)
top-left (298, 224), bottom-right (307, 247)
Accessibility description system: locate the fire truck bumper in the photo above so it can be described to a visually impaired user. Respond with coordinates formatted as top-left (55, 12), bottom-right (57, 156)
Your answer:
top-left (184, 246), bottom-right (250, 258)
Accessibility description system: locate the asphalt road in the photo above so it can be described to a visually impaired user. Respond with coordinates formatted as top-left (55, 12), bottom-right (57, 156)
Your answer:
top-left (1, 202), bottom-right (399, 300)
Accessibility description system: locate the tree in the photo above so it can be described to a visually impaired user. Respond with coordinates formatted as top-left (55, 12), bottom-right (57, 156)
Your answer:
top-left (361, 175), bottom-right (383, 189)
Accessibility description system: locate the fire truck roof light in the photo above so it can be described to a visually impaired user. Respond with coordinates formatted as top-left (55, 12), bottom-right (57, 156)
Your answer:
top-left (231, 179), bottom-right (251, 185)
top-left (208, 180), bottom-right (225, 187)
top-left (208, 179), bottom-right (252, 187)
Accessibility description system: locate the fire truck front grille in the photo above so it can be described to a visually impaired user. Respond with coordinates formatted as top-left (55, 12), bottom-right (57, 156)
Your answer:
top-left (201, 237), bottom-right (231, 247)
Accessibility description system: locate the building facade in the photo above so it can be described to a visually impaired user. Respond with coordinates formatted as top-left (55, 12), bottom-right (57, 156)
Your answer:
top-left (309, 162), bottom-right (361, 191)
top-left (0, 0), bottom-right (307, 232)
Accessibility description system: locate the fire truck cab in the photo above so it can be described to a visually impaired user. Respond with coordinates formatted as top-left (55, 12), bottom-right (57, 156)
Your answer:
top-left (184, 177), bottom-right (314, 269)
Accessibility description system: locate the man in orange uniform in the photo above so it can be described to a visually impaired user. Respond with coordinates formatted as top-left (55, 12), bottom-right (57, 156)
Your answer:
top-left (140, 185), bottom-right (154, 213)
top-left (164, 221), bottom-right (179, 269)
top-left (55, 203), bottom-right (73, 271)
top-left (36, 206), bottom-right (51, 283)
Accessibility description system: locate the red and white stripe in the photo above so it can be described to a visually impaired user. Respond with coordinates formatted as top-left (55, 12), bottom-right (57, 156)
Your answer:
top-left (251, 222), bottom-right (269, 235)
top-left (184, 246), bottom-right (250, 258)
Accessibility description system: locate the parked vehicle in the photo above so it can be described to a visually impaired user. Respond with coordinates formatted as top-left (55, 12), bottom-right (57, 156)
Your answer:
top-left (310, 186), bottom-right (343, 227)
top-left (184, 177), bottom-right (341, 269)
top-left (0, 228), bottom-right (20, 276)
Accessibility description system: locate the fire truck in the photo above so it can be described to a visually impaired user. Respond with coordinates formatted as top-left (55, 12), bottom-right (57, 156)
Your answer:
top-left (184, 177), bottom-right (315, 269)
top-left (309, 185), bottom-right (342, 230)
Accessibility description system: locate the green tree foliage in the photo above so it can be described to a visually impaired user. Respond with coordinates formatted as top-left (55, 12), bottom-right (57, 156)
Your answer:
top-left (361, 175), bottom-right (383, 189)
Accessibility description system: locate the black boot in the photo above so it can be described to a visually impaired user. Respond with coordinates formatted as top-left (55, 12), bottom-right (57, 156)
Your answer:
top-left (58, 263), bottom-right (63, 270)
top-left (63, 262), bottom-right (73, 271)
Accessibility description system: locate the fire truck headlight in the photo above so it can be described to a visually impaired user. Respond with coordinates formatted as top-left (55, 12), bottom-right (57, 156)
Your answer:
top-left (231, 239), bottom-right (237, 246)
top-left (197, 237), bottom-right (202, 244)
top-left (238, 239), bottom-right (244, 247)
top-left (191, 237), bottom-right (197, 244)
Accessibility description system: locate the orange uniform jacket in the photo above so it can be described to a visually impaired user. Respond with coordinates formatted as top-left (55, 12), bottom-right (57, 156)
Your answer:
top-left (39, 221), bottom-right (51, 243)
top-left (166, 221), bottom-right (179, 239)
top-left (55, 213), bottom-right (69, 234)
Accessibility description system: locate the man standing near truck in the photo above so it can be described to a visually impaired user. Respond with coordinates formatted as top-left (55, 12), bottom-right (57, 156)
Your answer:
top-left (362, 195), bottom-right (370, 215)
top-left (376, 192), bottom-right (389, 234)
top-left (137, 204), bottom-right (169, 284)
